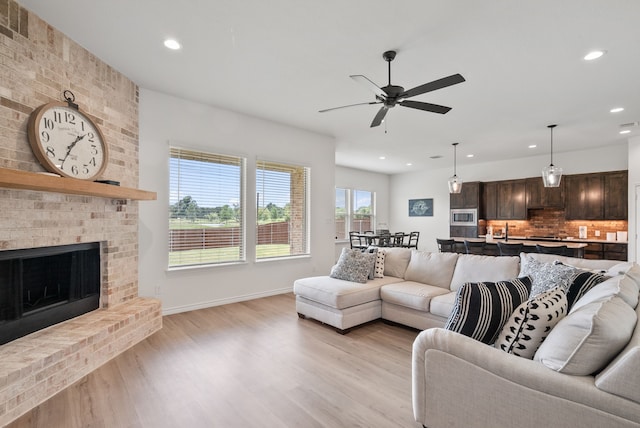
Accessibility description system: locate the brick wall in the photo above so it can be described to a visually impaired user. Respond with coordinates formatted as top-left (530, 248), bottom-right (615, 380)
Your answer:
top-left (0, 2), bottom-right (161, 424)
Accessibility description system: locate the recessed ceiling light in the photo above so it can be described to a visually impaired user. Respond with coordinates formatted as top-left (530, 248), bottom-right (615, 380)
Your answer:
top-left (406, 163), bottom-right (413, 166)
top-left (379, 156), bottom-right (386, 160)
top-left (164, 39), bottom-right (181, 50)
top-left (528, 144), bottom-right (537, 149)
top-left (620, 129), bottom-right (631, 134)
top-left (466, 154), bottom-right (474, 158)
top-left (584, 50), bottom-right (604, 61)
top-left (610, 107), bottom-right (624, 113)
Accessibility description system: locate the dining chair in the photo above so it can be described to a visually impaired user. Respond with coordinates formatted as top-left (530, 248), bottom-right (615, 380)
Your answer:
top-left (436, 238), bottom-right (456, 253)
top-left (349, 231), bottom-right (366, 249)
top-left (377, 231), bottom-right (392, 247)
top-left (393, 232), bottom-right (407, 247)
top-left (536, 244), bottom-right (568, 256)
top-left (464, 240), bottom-right (485, 255)
top-left (497, 242), bottom-right (523, 256)
top-left (404, 231), bottom-right (419, 249)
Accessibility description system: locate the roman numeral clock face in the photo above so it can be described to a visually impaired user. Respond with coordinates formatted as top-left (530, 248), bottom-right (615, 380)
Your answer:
top-left (27, 102), bottom-right (108, 180)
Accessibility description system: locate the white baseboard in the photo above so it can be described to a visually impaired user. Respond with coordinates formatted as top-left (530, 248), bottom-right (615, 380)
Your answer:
top-left (161, 287), bottom-right (293, 315)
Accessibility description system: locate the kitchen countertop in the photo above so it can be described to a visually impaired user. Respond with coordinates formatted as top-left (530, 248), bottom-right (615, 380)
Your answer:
top-left (477, 235), bottom-right (628, 245)
top-left (455, 237), bottom-right (589, 249)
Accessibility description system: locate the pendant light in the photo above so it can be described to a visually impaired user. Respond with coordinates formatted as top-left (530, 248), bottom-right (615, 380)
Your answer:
top-left (542, 124), bottom-right (562, 187)
top-left (448, 142), bottom-right (463, 194)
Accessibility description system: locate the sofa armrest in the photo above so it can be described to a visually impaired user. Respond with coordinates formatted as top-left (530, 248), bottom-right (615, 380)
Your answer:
top-left (412, 328), bottom-right (640, 428)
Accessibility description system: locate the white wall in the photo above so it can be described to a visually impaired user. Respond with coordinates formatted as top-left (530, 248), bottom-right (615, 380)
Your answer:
top-left (334, 166), bottom-right (390, 259)
top-left (138, 89), bottom-right (336, 314)
top-left (389, 144), bottom-right (629, 254)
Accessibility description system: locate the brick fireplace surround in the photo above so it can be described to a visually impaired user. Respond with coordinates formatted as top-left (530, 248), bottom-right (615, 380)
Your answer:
top-left (0, 3), bottom-right (162, 425)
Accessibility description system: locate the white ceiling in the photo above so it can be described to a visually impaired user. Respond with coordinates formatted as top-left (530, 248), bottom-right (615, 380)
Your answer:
top-left (20, 0), bottom-right (640, 174)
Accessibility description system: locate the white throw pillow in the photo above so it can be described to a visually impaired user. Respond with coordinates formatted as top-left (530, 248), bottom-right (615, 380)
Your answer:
top-left (374, 250), bottom-right (385, 278)
top-left (496, 285), bottom-right (568, 359)
top-left (534, 296), bottom-right (637, 375)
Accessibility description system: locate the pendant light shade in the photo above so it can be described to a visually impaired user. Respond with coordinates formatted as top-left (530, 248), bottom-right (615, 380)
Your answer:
top-left (448, 142), bottom-right (463, 194)
top-left (542, 124), bottom-right (562, 188)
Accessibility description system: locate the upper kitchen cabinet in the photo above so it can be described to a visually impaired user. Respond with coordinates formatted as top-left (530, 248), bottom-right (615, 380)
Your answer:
top-left (604, 170), bottom-right (628, 220)
top-left (450, 181), bottom-right (482, 209)
top-left (564, 173), bottom-right (604, 220)
top-left (565, 171), bottom-right (627, 220)
top-left (525, 177), bottom-right (564, 209)
top-left (482, 181), bottom-right (498, 219)
top-left (496, 179), bottom-right (527, 220)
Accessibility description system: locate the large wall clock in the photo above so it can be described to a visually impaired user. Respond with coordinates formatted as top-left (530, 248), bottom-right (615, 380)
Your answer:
top-left (27, 97), bottom-right (108, 181)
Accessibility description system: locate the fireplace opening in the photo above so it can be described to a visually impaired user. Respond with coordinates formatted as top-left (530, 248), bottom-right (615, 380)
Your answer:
top-left (0, 242), bottom-right (101, 345)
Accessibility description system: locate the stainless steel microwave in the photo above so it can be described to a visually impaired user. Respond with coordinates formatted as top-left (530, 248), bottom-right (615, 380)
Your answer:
top-left (450, 208), bottom-right (477, 226)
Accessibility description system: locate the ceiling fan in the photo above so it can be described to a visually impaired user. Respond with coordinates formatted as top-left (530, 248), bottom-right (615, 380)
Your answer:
top-left (319, 50), bottom-right (465, 127)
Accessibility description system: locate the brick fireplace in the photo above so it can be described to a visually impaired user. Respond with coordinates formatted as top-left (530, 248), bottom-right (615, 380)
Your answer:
top-left (0, 3), bottom-right (161, 425)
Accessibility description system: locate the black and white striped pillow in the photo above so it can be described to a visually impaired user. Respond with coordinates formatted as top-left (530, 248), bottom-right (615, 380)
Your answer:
top-left (496, 285), bottom-right (568, 359)
top-left (566, 271), bottom-right (608, 310)
top-left (444, 276), bottom-right (532, 344)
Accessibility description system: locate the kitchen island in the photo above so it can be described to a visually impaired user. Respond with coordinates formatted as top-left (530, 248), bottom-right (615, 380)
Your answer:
top-left (452, 237), bottom-right (590, 258)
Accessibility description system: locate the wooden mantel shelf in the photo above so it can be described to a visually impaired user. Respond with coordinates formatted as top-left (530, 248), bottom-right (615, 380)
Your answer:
top-left (0, 168), bottom-right (157, 200)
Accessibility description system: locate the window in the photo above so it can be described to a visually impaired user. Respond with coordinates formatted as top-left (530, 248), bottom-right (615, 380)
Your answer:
top-left (169, 147), bottom-right (245, 267)
top-left (335, 188), bottom-right (376, 238)
top-left (256, 160), bottom-right (310, 259)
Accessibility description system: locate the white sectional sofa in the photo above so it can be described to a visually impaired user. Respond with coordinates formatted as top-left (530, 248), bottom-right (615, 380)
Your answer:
top-left (293, 248), bottom-right (640, 428)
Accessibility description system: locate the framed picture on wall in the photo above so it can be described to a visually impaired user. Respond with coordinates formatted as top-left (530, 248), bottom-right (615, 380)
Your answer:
top-left (408, 198), bottom-right (433, 217)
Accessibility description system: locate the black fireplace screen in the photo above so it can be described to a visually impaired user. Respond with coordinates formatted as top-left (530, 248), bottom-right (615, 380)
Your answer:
top-left (0, 242), bottom-right (100, 345)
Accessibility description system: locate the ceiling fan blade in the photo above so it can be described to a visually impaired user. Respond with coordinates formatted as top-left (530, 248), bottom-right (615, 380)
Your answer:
top-left (399, 100), bottom-right (452, 114)
top-left (350, 75), bottom-right (387, 99)
top-left (400, 74), bottom-right (466, 99)
top-left (370, 106), bottom-right (389, 127)
top-left (319, 101), bottom-right (380, 113)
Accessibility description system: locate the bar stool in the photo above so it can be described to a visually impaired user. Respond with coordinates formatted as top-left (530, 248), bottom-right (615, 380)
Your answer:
top-left (497, 242), bottom-right (523, 256)
top-left (464, 240), bottom-right (485, 255)
top-left (436, 238), bottom-right (456, 253)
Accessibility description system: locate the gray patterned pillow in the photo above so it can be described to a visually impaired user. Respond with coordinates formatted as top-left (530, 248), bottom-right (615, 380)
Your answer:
top-left (330, 248), bottom-right (376, 283)
top-left (496, 285), bottom-right (568, 359)
top-left (521, 255), bottom-right (581, 297)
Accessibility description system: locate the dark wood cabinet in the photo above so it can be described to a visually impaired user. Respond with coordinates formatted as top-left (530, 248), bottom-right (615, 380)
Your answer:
top-left (525, 177), bottom-right (564, 208)
top-left (450, 181), bottom-right (482, 209)
top-left (449, 226), bottom-right (478, 238)
top-left (604, 243), bottom-right (627, 261)
top-left (482, 181), bottom-right (497, 220)
top-left (564, 174), bottom-right (604, 220)
top-left (604, 171), bottom-right (628, 220)
top-left (496, 179), bottom-right (527, 220)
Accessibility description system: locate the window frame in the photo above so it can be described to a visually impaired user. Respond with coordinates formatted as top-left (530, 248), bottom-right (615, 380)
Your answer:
top-left (335, 187), bottom-right (376, 240)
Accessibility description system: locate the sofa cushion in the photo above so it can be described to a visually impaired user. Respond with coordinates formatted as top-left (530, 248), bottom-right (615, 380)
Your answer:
top-left (330, 248), bottom-right (376, 283)
top-left (565, 271), bottom-right (609, 310)
top-left (520, 254), bottom-right (581, 297)
top-left (522, 252), bottom-right (621, 272)
top-left (380, 282), bottom-right (451, 311)
top-left (449, 254), bottom-right (520, 292)
top-left (430, 292), bottom-right (457, 318)
top-left (534, 295), bottom-right (637, 375)
top-left (293, 275), bottom-right (397, 309)
top-left (403, 250), bottom-right (459, 289)
top-left (571, 275), bottom-right (639, 311)
top-left (496, 285), bottom-right (568, 359)
top-left (383, 247), bottom-right (412, 278)
top-left (595, 303), bottom-right (640, 404)
top-left (444, 276), bottom-right (532, 345)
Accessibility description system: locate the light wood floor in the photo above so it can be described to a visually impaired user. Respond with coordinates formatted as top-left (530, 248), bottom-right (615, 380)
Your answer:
top-left (9, 293), bottom-right (423, 428)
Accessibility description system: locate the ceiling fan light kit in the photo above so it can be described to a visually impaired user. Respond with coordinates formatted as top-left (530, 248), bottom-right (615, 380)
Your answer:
top-left (320, 50), bottom-right (465, 128)
top-left (448, 142), bottom-right (463, 194)
top-left (542, 124), bottom-right (563, 188)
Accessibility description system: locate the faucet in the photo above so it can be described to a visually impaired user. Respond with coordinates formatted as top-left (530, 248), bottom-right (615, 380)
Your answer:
top-left (505, 223), bottom-right (509, 242)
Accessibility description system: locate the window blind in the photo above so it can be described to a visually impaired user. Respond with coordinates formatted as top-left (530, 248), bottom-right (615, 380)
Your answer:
top-left (169, 147), bottom-right (245, 267)
top-left (256, 160), bottom-right (309, 259)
